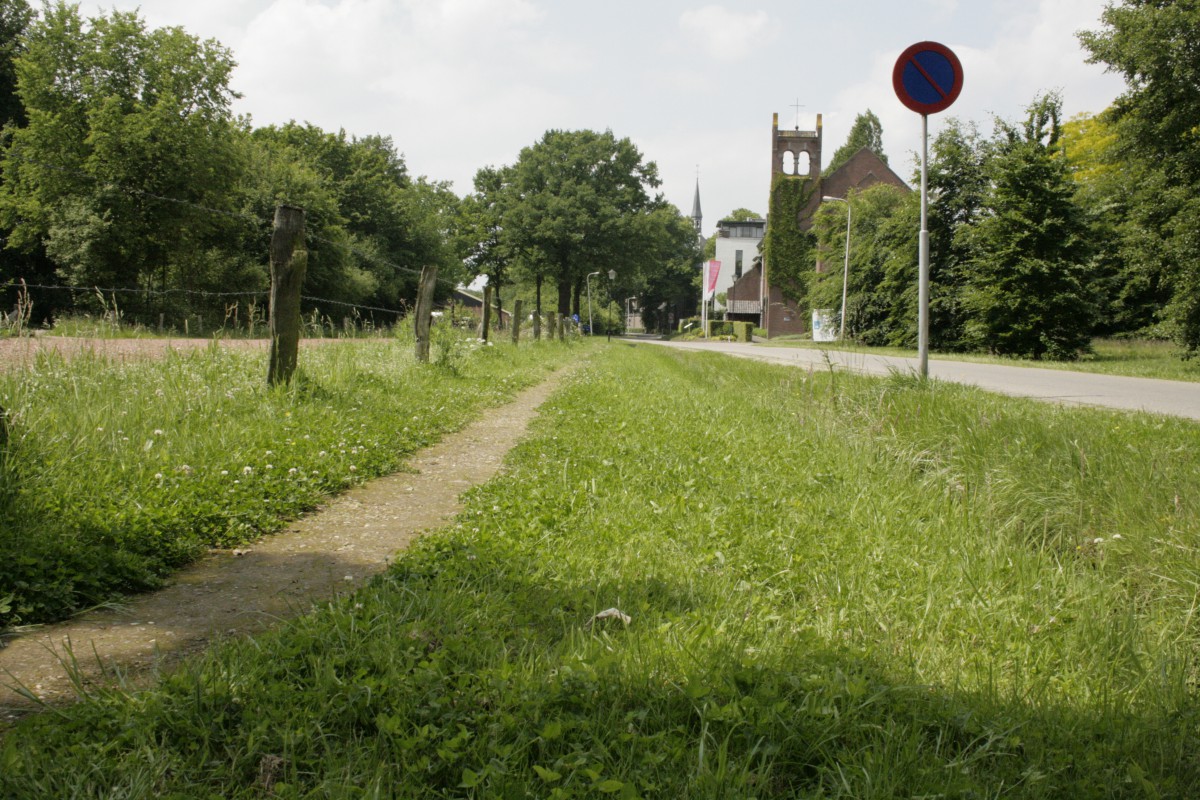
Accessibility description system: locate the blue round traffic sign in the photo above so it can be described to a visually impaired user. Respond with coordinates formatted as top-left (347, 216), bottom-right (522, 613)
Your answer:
top-left (893, 41), bottom-right (963, 115)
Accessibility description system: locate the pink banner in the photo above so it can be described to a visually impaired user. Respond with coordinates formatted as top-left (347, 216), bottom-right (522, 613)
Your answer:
top-left (705, 260), bottom-right (721, 299)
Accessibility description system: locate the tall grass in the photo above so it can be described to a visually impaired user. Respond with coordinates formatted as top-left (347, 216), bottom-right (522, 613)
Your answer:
top-left (3, 345), bottom-right (1197, 797)
top-left (0, 330), bottom-right (582, 627)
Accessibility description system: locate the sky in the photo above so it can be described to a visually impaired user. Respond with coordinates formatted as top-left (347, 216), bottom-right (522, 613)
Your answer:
top-left (80, 0), bottom-right (1128, 238)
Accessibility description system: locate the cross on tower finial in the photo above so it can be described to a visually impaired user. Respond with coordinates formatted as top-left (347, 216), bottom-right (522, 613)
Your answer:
top-left (790, 98), bottom-right (805, 130)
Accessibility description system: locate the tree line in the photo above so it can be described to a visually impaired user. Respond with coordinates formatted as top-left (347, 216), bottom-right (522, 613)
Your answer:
top-left (0, 3), bottom-right (699, 332)
top-left (795, 2), bottom-right (1200, 360)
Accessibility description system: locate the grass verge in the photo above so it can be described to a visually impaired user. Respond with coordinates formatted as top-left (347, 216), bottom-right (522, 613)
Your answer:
top-left (757, 337), bottom-right (1200, 382)
top-left (3, 344), bottom-right (1198, 797)
top-left (0, 329), bottom-right (583, 627)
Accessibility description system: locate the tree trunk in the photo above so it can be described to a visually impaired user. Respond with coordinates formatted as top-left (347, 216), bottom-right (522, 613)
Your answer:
top-left (557, 278), bottom-right (571, 316)
top-left (267, 205), bottom-right (306, 386)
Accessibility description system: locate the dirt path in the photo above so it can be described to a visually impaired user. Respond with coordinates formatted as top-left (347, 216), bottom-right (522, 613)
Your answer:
top-left (0, 365), bottom-right (573, 720)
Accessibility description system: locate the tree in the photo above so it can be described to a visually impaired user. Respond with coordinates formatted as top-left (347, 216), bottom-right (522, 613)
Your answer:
top-left (825, 110), bottom-right (886, 176)
top-left (961, 94), bottom-right (1094, 360)
top-left (501, 129), bottom-right (660, 316)
top-left (246, 123), bottom-right (463, 318)
top-left (0, 0), bottom-right (33, 128)
top-left (925, 119), bottom-right (988, 350)
top-left (1080, 2), bottom-right (1200, 351)
top-left (810, 185), bottom-right (910, 345)
top-left (0, 4), bottom-right (243, 323)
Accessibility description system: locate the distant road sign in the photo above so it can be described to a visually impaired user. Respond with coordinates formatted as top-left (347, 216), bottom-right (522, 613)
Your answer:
top-left (893, 41), bottom-right (963, 115)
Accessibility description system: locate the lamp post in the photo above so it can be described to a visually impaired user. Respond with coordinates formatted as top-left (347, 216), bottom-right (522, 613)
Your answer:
top-left (821, 195), bottom-right (852, 341)
top-left (585, 271), bottom-right (600, 336)
top-left (606, 269), bottom-right (616, 342)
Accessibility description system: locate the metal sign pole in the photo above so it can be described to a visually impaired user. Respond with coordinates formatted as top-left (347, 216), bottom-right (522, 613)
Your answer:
top-left (894, 41), bottom-right (962, 379)
top-left (918, 113), bottom-right (930, 378)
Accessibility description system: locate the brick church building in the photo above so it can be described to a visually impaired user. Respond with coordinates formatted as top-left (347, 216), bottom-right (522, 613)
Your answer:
top-left (726, 113), bottom-right (909, 338)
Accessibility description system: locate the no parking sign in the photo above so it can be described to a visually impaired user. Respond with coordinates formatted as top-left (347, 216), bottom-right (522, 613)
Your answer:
top-left (893, 41), bottom-right (963, 115)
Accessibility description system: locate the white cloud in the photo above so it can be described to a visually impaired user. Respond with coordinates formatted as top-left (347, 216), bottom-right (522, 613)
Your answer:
top-left (679, 5), bottom-right (775, 62)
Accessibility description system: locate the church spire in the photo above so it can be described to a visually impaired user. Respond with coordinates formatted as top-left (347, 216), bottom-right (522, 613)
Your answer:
top-left (691, 173), bottom-right (702, 236)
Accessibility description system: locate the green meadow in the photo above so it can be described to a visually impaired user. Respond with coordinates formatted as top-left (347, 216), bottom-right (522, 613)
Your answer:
top-left (0, 331), bottom-right (579, 627)
top-left (3, 342), bottom-right (1198, 798)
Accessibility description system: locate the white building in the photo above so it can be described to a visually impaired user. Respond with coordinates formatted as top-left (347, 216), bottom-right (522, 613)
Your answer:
top-left (712, 218), bottom-right (765, 309)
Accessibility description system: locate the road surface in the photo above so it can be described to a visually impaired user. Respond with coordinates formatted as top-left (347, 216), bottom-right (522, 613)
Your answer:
top-left (626, 338), bottom-right (1200, 421)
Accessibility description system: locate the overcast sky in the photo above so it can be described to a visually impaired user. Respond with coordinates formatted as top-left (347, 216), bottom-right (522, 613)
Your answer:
top-left (80, 0), bottom-right (1126, 236)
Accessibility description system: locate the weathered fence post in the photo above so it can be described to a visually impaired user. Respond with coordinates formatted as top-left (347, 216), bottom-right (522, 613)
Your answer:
top-left (557, 311), bottom-right (566, 341)
top-left (533, 309), bottom-right (541, 341)
top-left (267, 205), bottom-right (306, 386)
top-left (414, 264), bottom-right (438, 363)
top-left (511, 298), bottom-right (523, 345)
top-left (480, 284), bottom-right (493, 342)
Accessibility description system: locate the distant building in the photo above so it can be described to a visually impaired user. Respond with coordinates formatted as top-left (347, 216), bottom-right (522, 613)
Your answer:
top-left (712, 217), bottom-right (765, 309)
top-left (760, 112), bottom-right (910, 338)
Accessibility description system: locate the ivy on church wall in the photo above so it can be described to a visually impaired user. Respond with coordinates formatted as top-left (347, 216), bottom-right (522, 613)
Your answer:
top-left (763, 174), bottom-right (816, 306)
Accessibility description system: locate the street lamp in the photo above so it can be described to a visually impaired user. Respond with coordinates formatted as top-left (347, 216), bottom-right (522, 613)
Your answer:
top-left (586, 271), bottom-right (600, 336)
top-left (821, 195), bottom-right (852, 341)
top-left (606, 270), bottom-right (616, 342)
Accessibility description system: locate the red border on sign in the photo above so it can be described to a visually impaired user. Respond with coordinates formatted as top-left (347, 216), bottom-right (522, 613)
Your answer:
top-left (893, 41), bottom-right (963, 115)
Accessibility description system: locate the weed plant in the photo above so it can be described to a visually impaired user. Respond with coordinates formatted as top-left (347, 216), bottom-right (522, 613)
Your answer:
top-left (3, 345), bottom-right (1198, 797)
top-left (0, 329), bottom-right (581, 627)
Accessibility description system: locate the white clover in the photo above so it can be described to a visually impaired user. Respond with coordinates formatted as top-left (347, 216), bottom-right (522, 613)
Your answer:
top-left (153, 429), bottom-right (165, 436)
top-left (242, 466), bottom-right (253, 475)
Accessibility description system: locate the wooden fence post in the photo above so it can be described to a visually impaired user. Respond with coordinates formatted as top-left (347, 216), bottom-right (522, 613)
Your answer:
top-left (414, 264), bottom-right (438, 363)
top-left (533, 309), bottom-right (541, 341)
top-left (480, 284), bottom-right (493, 342)
top-left (511, 299), bottom-right (523, 345)
top-left (267, 205), bottom-right (306, 386)
top-left (557, 311), bottom-right (566, 341)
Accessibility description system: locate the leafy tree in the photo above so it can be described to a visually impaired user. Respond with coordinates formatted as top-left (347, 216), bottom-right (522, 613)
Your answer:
top-left (1080, 2), bottom-right (1200, 350)
top-left (1060, 110), bottom-right (1158, 336)
top-left (961, 94), bottom-right (1094, 360)
top-left (825, 109), bottom-right (886, 176)
top-left (0, 0), bottom-right (32, 128)
top-left (810, 185), bottom-right (911, 344)
top-left (622, 201), bottom-right (702, 333)
top-left (248, 123), bottom-right (462, 317)
top-left (0, 4), bottom-right (242, 322)
top-left (501, 129), bottom-right (660, 316)
top-left (925, 119), bottom-right (988, 350)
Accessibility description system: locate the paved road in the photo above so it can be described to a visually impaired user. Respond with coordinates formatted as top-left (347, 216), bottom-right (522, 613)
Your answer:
top-left (624, 338), bottom-right (1200, 421)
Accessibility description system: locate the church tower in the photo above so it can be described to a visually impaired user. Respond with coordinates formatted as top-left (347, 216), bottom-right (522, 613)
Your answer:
top-left (771, 112), bottom-right (822, 181)
top-left (691, 176), bottom-right (703, 239)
